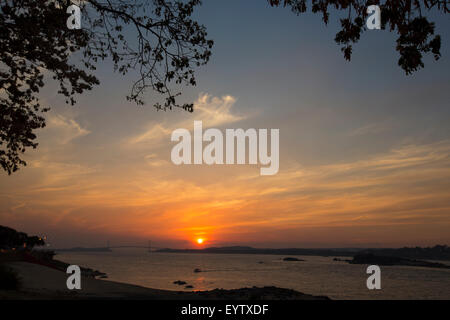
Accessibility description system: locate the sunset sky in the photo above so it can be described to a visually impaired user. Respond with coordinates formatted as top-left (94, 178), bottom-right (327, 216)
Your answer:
top-left (1, 1), bottom-right (449, 248)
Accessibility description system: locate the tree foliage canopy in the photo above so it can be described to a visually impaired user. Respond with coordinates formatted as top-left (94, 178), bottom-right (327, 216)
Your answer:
top-left (0, 225), bottom-right (46, 249)
top-left (0, 0), bottom-right (213, 174)
top-left (269, 0), bottom-right (447, 73)
top-left (0, 0), bottom-right (448, 174)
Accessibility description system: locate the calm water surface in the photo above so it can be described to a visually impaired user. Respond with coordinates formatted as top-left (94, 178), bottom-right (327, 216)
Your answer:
top-left (57, 249), bottom-right (450, 299)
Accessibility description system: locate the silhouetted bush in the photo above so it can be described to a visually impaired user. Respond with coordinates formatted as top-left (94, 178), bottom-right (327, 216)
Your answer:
top-left (0, 264), bottom-right (20, 290)
top-left (0, 225), bottom-right (45, 250)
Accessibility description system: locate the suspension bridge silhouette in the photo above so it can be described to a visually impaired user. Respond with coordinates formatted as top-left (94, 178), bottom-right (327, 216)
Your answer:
top-left (53, 241), bottom-right (166, 252)
top-left (106, 241), bottom-right (163, 251)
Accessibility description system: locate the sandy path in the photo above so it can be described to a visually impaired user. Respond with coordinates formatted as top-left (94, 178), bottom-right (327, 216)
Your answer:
top-left (2, 261), bottom-right (181, 299)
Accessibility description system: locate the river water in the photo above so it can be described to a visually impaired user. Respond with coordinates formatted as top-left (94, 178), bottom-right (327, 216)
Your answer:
top-left (57, 249), bottom-right (450, 299)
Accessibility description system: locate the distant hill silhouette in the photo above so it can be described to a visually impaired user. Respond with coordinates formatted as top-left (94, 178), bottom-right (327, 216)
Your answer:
top-left (350, 253), bottom-right (450, 269)
top-left (55, 247), bottom-right (112, 253)
top-left (157, 245), bottom-right (450, 260)
top-left (359, 245), bottom-right (450, 261)
top-left (157, 246), bottom-right (359, 257)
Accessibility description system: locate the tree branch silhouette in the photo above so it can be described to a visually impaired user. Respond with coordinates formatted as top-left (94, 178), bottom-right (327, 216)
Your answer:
top-left (0, 0), bottom-right (213, 174)
top-left (0, 1), bottom-right (448, 174)
top-left (268, 0), bottom-right (447, 73)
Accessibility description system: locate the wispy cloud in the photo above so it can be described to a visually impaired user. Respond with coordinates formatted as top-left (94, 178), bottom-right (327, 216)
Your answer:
top-left (2, 114), bottom-right (449, 246)
top-left (128, 93), bottom-right (245, 145)
top-left (194, 93), bottom-right (243, 127)
top-left (47, 114), bottom-right (90, 144)
top-left (347, 119), bottom-right (392, 137)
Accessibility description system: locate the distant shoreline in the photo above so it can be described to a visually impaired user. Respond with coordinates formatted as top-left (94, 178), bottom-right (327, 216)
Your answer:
top-left (52, 245), bottom-right (450, 262)
top-left (155, 245), bottom-right (450, 261)
top-left (155, 246), bottom-right (358, 257)
top-left (55, 247), bottom-right (112, 253)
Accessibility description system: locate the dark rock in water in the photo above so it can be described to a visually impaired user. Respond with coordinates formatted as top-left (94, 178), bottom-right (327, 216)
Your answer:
top-left (283, 257), bottom-right (304, 262)
top-left (48, 259), bottom-right (107, 278)
top-left (258, 261), bottom-right (264, 264)
top-left (195, 286), bottom-right (330, 300)
top-left (350, 253), bottom-right (450, 269)
top-left (185, 285), bottom-right (194, 289)
top-left (333, 257), bottom-right (351, 262)
top-left (173, 280), bottom-right (187, 285)
top-left (92, 270), bottom-right (108, 278)
top-left (193, 268), bottom-right (202, 273)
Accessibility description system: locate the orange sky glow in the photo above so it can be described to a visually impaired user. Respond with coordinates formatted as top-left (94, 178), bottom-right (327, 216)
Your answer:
top-left (1, 93), bottom-right (449, 248)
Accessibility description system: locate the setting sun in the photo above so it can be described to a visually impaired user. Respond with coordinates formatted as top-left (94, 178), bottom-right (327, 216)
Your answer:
top-left (196, 238), bottom-right (204, 245)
